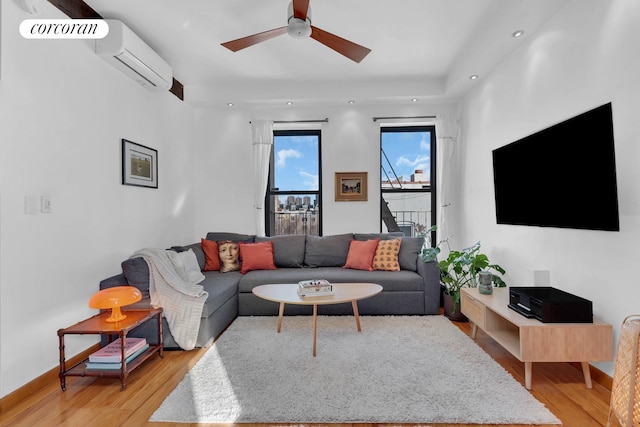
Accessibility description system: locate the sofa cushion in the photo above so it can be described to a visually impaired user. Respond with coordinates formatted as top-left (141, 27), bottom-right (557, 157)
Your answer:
top-left (201, 238), bottom-right (220, 271)
top-left (354, 233), bottom-right (422, 272)
top-left (354, 232), bottom-right (404, 241)
top-left (255, 234), bottom-right (306, 267)
top-left (239, 241), bottom-right (277, 274)
top-left (304, 233), bottom-right (353, 267)
top-left (121, 257), bottom-right (150, 299)
top-left (238, 267), bottom-right (424, 293)
top-left (343, 239), bottom-right (379, 271)
top-left (199, 271), bottom-right (240, 317)
top-left (398, 237), bottom-right (424, 272)
top-left (373, 238), bottom-right (401, 271)
top-left (205, 232), bottom-right (255, 243)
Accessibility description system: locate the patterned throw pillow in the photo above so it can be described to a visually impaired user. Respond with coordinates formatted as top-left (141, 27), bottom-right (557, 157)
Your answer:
top-left (217, 240), bottom-right (241, 273)
top-left (373, 238), bottom-right (401, 271)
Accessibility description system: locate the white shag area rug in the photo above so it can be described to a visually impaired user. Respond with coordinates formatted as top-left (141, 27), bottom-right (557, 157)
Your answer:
top-left (150, 315), bottom-right (561, 424)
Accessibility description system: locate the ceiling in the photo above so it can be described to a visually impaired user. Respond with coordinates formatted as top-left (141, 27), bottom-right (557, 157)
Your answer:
top-left (83, 0), bottom-right (569, 107)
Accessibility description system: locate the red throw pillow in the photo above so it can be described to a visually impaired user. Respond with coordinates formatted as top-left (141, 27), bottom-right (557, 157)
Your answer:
top-left (201, 238), bottom-right (220, 271)
top-left (342, 239), bottom-right (379, 271)
top-left (239, 241), bottom-right (277, 274)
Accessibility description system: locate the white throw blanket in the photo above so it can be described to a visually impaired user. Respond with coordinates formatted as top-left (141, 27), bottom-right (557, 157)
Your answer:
top-left (132, 248), bottom-right (208, 350)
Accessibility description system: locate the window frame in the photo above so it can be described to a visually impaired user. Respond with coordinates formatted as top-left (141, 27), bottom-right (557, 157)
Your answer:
top-left (380, 125), bottom-right (437, 244)
top-left (265, 129), bottom-right (323, 236)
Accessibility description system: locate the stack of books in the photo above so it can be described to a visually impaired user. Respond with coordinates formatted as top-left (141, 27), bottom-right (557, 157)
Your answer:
top-left (298, 279), bottom-right (333, 297)
top-left (85, 337), bottom-right (149, 370)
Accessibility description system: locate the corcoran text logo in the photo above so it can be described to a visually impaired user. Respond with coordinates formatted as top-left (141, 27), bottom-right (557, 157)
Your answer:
top-left (20, 19), bottom-right (109, 39)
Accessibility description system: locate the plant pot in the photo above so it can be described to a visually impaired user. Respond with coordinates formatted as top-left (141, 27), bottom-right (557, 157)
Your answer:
top-left (443, 293), bottom-right (468, 322)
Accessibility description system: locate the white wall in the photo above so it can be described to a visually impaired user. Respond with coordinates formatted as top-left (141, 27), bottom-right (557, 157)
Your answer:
top-left (193, 103), bottom-right (457, 238)
top-left (5, 0), bottom-right (630, 398)
top-left (0, 2), bottom-right (196, 397)
top-left (457, 0), bottom-right (640, 376)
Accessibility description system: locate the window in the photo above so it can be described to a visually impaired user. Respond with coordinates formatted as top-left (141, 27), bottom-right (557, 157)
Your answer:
top-left (265, 130), bottom-right (322, 236)
top-left (380, 126), bottom-right (436, 240)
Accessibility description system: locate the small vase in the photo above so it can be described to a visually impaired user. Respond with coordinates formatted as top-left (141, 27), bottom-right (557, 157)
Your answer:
top-left (478, 271), bottom-right (493, 295)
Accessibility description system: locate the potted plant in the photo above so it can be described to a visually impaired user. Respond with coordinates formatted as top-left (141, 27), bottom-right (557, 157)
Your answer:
top-left (421, 227), bottom-right (506, 321)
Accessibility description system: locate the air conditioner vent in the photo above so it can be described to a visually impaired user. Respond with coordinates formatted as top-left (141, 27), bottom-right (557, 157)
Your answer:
top-left (95, 20), bottom-right (172, 92)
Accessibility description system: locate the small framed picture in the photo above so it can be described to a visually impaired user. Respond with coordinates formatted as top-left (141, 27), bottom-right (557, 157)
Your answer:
top-left (122, 139), bottom-right (158, 188)
top-left (335, 172), bottom-right (368, 201)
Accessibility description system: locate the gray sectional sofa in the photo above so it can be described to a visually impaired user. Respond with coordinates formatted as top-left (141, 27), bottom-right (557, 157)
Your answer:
top-left (99, 232), bottom-right (440, 349)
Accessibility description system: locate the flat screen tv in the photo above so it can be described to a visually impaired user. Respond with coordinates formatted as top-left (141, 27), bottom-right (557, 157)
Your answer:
top-left (492, 103), bottom-right (619, 231)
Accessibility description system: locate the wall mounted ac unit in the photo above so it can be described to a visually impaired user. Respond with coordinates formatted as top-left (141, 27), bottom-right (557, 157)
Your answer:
top-left (96, 20), bottom-right (172, 92)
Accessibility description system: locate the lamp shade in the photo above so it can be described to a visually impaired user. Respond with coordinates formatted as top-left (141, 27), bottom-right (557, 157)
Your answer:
top-left (89, 286), bottom-right (142, 322)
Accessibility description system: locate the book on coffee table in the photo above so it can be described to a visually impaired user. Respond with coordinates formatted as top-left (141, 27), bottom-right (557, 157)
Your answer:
top-left (297, 287), bottom-right (334, 297)
top-left (299, 279), bottom-right (331, 288)
top-left (298, 279), bottom-right (333, 297)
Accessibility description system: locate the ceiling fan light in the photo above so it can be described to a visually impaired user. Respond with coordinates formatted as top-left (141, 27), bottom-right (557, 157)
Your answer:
top-left (287, 17), bottom-right (312, 39)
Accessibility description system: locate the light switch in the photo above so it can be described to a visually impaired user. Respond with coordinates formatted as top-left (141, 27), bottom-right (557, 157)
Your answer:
top-left (41, 196), bottom-right (52, 213)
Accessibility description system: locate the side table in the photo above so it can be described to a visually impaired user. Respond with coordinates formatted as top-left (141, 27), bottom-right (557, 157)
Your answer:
top-left (461, 287), bottom-right (612, 390)
top-left (58, 307), bottom-right (163, 391)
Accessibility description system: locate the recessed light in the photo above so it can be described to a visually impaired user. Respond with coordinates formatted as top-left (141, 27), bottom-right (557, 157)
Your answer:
top-left (411, 98), bottom-right (418, 103)
top-left (348, 100), bottom-right (355, 104)
top-left (469, 74), bottom-right (479, 80)
top-left (287, 101), bottom-right (293, 105)
top-left (226, 102), bottom-right (234, 107)
top-left (512, 30), bottom-right (525, 38)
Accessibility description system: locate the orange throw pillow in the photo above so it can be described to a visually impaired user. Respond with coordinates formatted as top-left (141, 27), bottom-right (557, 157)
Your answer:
top-left (201, 238), bottom-right (220, 271)
top-left (342, 239), bottom-right (379, 271)
top-left (239, 241), bottom-right (277, 274)
top-left (373, 238), bottom-right (401, 271)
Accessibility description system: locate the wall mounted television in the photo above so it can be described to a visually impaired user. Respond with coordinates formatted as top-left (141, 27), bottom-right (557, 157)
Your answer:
top-left (492, 102), bottom-right (619, 231)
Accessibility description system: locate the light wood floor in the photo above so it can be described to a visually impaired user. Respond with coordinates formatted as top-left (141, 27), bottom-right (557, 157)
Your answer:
top-left (0, 316), bottom-right (619, 427)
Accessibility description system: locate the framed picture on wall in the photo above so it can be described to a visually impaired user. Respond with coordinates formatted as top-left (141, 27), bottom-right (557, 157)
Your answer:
top-left (122, 139), bottom-right (158, 188)
top-left (335, 172), bottom-right (368, 201)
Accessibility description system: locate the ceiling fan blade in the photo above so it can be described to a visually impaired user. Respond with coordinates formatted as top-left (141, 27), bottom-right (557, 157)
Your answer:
top-left (221, 26), bottom-right (288, 52)
top-left (292, 0), bottom-right (310, 21)
top-left (310, 26), bottom-right (371, 63)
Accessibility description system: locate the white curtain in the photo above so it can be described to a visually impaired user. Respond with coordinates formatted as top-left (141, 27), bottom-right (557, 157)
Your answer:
top-left (251, 120), bottom-right (274, 236)
top-left (435, 114), bottom-right (460, 252)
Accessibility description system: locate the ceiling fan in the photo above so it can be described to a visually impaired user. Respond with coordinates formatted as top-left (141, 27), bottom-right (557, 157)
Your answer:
top-left (220, 0), bottom-right (371, 63)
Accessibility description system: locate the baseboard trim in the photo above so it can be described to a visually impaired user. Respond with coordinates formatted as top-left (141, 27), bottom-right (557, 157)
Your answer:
top-left (0, 343), bottom-right (100, 415)
top-left (570, 361), bottom-right (613, 391)
top-left (1, 345), bottom-right (613, 414)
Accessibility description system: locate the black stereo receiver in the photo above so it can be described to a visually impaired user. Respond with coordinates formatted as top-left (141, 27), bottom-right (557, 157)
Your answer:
top-left (508, 286), bottom-right (593, 323)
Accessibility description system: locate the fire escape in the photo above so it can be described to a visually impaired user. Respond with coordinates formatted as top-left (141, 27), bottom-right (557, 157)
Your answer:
top-left (380, 148), bottom-right (402, 232)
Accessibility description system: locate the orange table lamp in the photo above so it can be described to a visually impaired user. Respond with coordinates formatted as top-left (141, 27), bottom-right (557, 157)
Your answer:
top-left (89, 286), bottom-right (142, 322)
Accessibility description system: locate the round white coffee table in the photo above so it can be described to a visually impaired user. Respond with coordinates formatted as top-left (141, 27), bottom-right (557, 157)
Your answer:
top-left (252, 282), bottom-right (382, 356)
